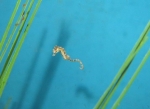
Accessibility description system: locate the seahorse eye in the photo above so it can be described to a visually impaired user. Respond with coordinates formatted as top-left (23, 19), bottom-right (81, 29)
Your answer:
top-left (53, 48), bottom-right (58, 53)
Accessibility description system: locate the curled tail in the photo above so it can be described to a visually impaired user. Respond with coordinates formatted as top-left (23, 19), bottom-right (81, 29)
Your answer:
top-left (68, 58), bottom-right (84, 70)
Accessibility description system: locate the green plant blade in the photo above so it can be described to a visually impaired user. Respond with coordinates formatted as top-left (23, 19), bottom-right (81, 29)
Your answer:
top-left (0, 0), bottom-right (29, 62)
top-left (112, 50), bottom-right (150, 109)
top-left (0, 0), bottom-right (21, 51)
top-left (0, 0), bottom-right (42, 97)
top-left (94, 21), bottom-right (150, 109)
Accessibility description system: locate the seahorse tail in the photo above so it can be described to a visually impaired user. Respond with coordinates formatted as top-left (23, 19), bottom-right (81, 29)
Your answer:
top-left (69, 59), bottom-right (84, 70)
top-left (78, 60), bottom-right (84, 70)
top-left (68, 59), bottom-right (75, 62)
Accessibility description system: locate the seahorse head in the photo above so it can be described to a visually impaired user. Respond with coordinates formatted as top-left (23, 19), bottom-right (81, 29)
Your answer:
top-left (52, 45), bottom-right (60, 56)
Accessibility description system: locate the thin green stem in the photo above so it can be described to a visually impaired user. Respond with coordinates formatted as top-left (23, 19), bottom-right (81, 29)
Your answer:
top-left (0, 0), bottom-right (21, 50)
top-left (112, 50), bottom-right (150, 109)
top-left (0, 0), bottom-right (30, 62)
top-left (94, 21), bottom-right (150, 109)
top-left (0, 0), bottom-right (42, 97)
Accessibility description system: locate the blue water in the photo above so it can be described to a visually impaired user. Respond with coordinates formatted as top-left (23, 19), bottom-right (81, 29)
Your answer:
top-left (0, 0), bottom-right (150, 109)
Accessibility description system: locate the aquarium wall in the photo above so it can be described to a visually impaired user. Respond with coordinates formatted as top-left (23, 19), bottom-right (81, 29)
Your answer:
top-left (0, 0), bottom-right (150, 109)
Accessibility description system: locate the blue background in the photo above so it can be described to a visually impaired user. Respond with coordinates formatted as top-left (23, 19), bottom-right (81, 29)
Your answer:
top-left (0, 0), bottom-right (150, 109)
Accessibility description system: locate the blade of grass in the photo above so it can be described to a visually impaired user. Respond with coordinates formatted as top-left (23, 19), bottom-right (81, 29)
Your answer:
top-left (0, 0), bottom-right (35, 96)
top-left (0, 0), bottom-right (21, 51)
top-left (0, 0), bottom-right (42, 97)
top-left (94, 21), bottom-right (150, 109)
top-left (100, 25), bottom-right (149, 109)
top-left (112, 50), bottom-right (150, 109)
top-left (0, 0), bottom-right (29, 62)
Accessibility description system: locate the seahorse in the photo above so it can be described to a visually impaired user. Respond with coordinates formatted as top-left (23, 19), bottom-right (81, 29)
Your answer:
top-left (52, 45), bottom-right (84, 70)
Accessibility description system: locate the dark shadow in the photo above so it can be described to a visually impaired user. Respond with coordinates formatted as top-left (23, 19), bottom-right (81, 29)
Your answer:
top-left (16, 28), bottom-right (48, 109)
top-left (31, 20), bottom-right (70, 109)
top-left (75, 85), bottom-right (93, 99)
